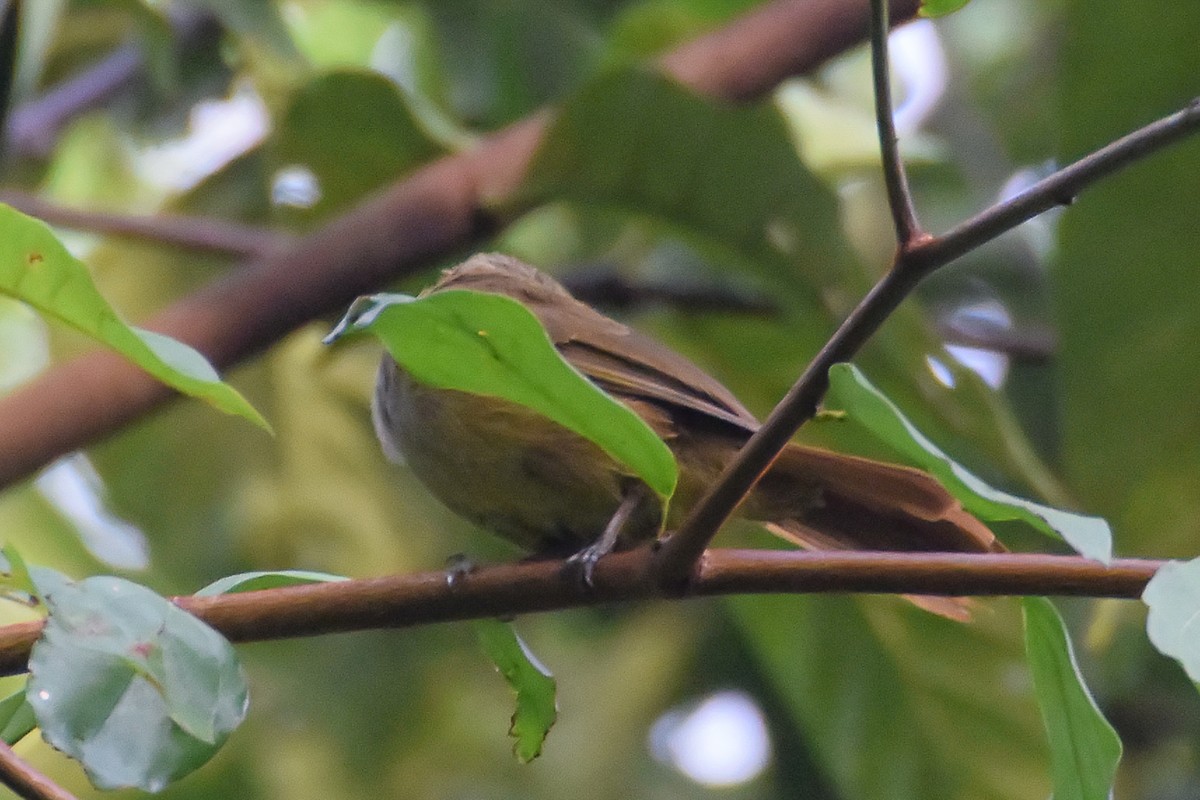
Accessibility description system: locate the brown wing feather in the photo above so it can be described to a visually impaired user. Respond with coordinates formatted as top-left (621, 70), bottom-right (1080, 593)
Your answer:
top-left (761, 445), bottom-right (1001, 554)
top-left (433, 253), bottom-right (759, 430)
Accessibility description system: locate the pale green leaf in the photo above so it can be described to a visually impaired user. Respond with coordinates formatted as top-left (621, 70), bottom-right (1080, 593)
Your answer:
top-left (28, 576), bottom-right (248, 791)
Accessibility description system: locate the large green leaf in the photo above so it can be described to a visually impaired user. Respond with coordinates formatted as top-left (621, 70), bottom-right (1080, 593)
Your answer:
top-left (474, 619), bottom-right (558, 763)
top-left (1022, 598), bottom-right (1122, 800)
top-left (28, 576), bottom-right (248, 792)
top-left (515, 68), bottom-right (849, 306)
top-left (0, 204), bottom-right (270, 430)
top-left (824, 363), bottom-right (1112, 561)
top-left (325, 290), bottom-right (678, 500)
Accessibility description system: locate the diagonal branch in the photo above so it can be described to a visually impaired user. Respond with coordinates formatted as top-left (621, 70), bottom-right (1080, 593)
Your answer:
top-left (0, 0), bottom-right (921, 490)
top-left (0, 550), bottom-right (1164, 678)
top-left (654, 96), bottom-right (1200, 586)
top-left (910, 96), bottom-right (1200, 273)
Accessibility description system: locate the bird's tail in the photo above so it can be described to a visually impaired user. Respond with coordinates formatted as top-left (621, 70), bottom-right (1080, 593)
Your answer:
top-left (752, 444), bottom-right (1003, 620)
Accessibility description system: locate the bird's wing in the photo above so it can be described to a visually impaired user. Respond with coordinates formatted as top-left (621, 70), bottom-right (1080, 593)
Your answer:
top-left (555, 330), bottom-right (760, 434)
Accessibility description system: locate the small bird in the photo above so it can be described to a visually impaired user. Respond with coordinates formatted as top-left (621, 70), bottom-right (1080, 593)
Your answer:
top-left (372, 254), bottom-right (1000, 614)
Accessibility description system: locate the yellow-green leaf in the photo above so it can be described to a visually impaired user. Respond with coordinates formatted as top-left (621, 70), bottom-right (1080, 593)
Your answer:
top-left (0, 204), bottom-right (269, 431)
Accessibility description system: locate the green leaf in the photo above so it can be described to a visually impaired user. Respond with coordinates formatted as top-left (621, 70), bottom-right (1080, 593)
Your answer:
top-left (184, 0), bottom-right (300, 59)
top-left (273, 70), bottom-right (444, 219)
top-left (508, 66), bottom-right (1061, 505)
top-left (195, 569), bottom-right (348, 597)
top-left (825, 363), bottom-right (1112, 562)
top-left (0, 689), bottom-right (36, 746)
top-left (1056, 0), bottom-right (1200, 558)
top-left (28, 576), bottom-right (248, 792)
top-left (474, 619), bottom-right (557, 763)
top-left (0, 542), bottom-right (38, 604)
top-left (325, 290), bottom-right (678, 500)
top-left (0, 204), bottom-right (270, 431)
top-left (1022, 597), bottom-right (1122, 800)
top-left (1142, 557), bottom-right (1200, 682)
top-left (920, 0), bottom-right (972, 17)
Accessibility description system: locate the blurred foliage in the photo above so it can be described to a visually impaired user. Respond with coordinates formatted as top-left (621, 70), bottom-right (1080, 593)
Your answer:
top-left (0, 0), bottom-right (1196, 797)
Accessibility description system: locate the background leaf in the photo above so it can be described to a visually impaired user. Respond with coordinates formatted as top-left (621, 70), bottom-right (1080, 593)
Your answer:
top-left (271, 69), bottom-right (444, 220)
top-left (1142, 558), bottom-right (1200, 682)
top-left (731, 594), bottom-right (1048, 800)
top-left (0, 689), bottom-right (36, 746)
top-left (920, 0), bottom-right (972, 17)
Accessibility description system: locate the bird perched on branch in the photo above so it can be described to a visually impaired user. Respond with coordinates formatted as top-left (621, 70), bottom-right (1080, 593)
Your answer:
top-left (371, 254), bottom-right (1001, 616)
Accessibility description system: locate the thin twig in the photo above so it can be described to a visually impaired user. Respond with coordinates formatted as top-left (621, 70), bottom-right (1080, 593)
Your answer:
top-left (654, 95), bottom-right (1200, 587)
top-left (869, 0), bottom-right (923, 245)
top-left (0, 190), bottom-right (294, 258)
top-left (0, 549), bottom-right (1164, 677)
top-left (910, 96), bottom-right (1200, 274)
top-left (0, 741), bottom-right (79, 800)
top-left (5, 10), bottom-right (218, 160)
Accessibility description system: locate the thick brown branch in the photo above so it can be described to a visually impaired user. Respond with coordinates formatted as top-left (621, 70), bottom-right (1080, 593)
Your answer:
top-left (0, 0), bottom-right (919, 490)
top-left (0, 550), bottom-right (1162, 677)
